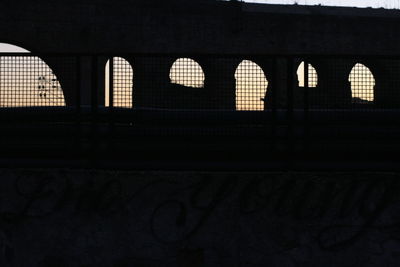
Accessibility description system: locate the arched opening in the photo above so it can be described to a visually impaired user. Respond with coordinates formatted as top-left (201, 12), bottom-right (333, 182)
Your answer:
top-left (105, 57), bottom-right (133, 108)
top-left (349, 63), bottom-right (375, 104)
top-left (235, 60), bottom-right (268, 111)
top-left (0, 43), bottom-right (66, 107)
top-left (297, 61), bottom-right (318, 88)
top-left (169, 58), bottom-right (205, 88)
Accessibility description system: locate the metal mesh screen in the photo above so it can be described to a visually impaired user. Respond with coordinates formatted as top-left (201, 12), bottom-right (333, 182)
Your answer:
top-left (297, 62), bottom-right (318, 88)
top-left (235, 60), bottom-right (268, 111)
top-left (106, 57), bottom-right (133, 108)
top-left (295, 61), bottom-right (320, 108)
top-left (0, 54), bottom-right (397, 112)
top-left (296, 59), bottom-right (378, 109)
top-left (349, 63), bottom-right (375, 104)
top-left (169, 58), bottom-right (205, 88)
top-left (134, 57), bottom-right (208, 110)
top-left (0, 56), bottom-right (65, 107)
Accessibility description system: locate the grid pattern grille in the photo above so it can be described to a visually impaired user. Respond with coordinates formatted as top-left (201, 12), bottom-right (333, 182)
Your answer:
top-left (235, 60), bottom-right (268, 111)
top-left (349, 63), bottom-right (375, 104)
top-left (105, 57), bottom-right (133, 108)
top-left (0, 55), bottom-right (394, 112)
top-left (0, 56), bottom-right (65, 107)
top-left (297, 62), bottom-right (318, 88)
top-left (169, 58), bottom-right (205, 88)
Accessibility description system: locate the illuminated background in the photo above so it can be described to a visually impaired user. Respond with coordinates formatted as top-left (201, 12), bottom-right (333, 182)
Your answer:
top-left (241, 0), bottom-right (400, 9)
top-left (0, 43), bottom-right (377, 110)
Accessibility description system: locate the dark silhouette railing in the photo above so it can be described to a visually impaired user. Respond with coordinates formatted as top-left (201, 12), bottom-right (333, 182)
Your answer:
top-left (0, 53), bottom-right (399, 170)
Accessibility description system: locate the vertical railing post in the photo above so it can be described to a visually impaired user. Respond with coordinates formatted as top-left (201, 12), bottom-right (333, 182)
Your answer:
top-left (304, 59), bottom-right (309, 153)
top-left (108, 56), bottom-right (115, 151)
top-left (109, 57), bottom-right (114, 109)
top-left (76, 56), bottom-right (82, 112)
top-left (75, 55), bottom-right (82, 154)
top-left (287, 56), bottom-right (294, 169)
top-left (304, 59), bottom-right (309, 114)
top-left (91, 55), bottom-right (98, 113)
top-left (90, 55), bottom-right (98, 162)
top-left (271, 57), bottom-right (277, 153)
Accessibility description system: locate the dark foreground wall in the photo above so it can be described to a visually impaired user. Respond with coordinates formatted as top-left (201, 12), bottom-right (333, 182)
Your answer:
top-left (1, 168), bottom-right (399, 267)
top-left (1, 0), bottom-right (400, 54)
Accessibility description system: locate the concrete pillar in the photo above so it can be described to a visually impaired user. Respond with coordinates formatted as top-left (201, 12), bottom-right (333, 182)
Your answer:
top-left (311, 59), bottom-right (354, 108)
top-left (257, 57), bottom-right (296, 110)
top-left (96, 56), bottom-right (108, 107)
top-left (129, 57), bottom-right (239, 110)
top-left (364, 59), bottom-right (400, 108)
top-left (251, 58), bottom-right (274, 110)
top-left (258, 58), bottom-right (356, 109)
top-left (292, 59), bottom-right (320, 109)
top-left (197, 58), bottom-right (240, 110)
top-left (43, 56), bottom-right (78, 107)
top-left (44, 56), bottom-right (108, 108)
top-left (126, 56), bottom-right (175, 109)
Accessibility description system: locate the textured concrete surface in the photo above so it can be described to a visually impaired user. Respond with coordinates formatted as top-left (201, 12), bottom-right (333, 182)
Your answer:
top-left (0, 168), bottom-right (398, 266)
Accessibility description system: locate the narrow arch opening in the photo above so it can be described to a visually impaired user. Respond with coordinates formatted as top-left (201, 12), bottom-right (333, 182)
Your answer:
top-left (105, 57), bottom-right (133, 108)
top-left (235, 60), bottom-right (268, 111)
top-left (169, 58), bottom-right (205, 88)
top-left (0, 43), bottom-right (65, 107)
top-left (349, 63), bottom-right (375, 103)
top-left (297, 61), bottom-right (318, 88)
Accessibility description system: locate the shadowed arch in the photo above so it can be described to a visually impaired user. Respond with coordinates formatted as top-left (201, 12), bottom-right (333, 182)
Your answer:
top-left (0, 43), bottom-right (66, 107)
top-left (105, 57), bottom-right (133, 108)
top-left (235, 60), bottom-right (268, 111)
